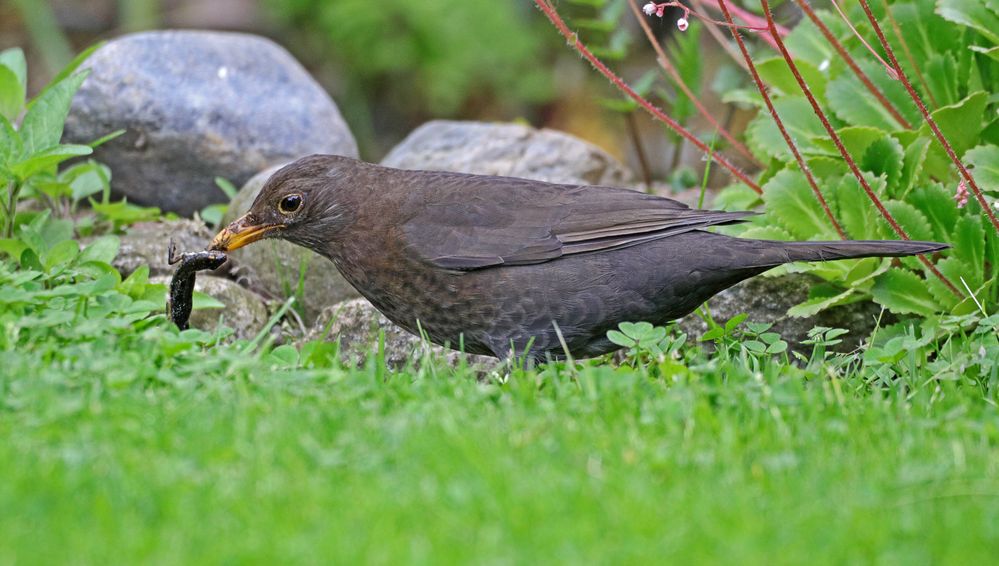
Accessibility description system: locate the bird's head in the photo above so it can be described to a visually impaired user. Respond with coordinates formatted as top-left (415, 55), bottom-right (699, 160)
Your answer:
top-left (210, 155), bottom-right (357, 253)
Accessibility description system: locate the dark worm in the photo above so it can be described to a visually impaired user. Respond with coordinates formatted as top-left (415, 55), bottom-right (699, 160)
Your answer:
top-left (167, 241), bottom-right (227, 330)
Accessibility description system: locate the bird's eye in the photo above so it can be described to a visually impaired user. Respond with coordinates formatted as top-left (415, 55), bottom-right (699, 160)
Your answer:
top-left (279, 194), bottom-right (303, 214)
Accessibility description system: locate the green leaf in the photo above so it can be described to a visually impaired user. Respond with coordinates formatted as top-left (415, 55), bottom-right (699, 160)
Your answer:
top-left (783, 9), bottom-right (842, 66)
top-left (898, 137), bottom-right (932, 198)
top-left (924, 256), bottom-right (971, 310)
top-left (192, 291), bottom-right (225, 310)
top-left (763, 169), bottom-right (839, 240)
top-left (746, 96), bottom-right (828, 162)
top-left (952, 214), bottom-right (985, 285)
top-left (920, 91), bottom-right (988, 161)
top-left (833, 174), bottom-right (880, 240)
top-left (883, 201), bottom-right (935, 242)
top-left (924, 52), bottom-right (959, 108)
top-left (872, 268), bottom-right (941, 316)
top-left (809, 126), bottom-right (886, 158)
top-left (860, 136), bottom-right (904, 194)
top-left (755, 57), bottom-right (826, 99)
top-left (36, 42), bottom-right (104, 101)
top-left (937, 0), bottom-right (999, 44)
top-left (0, 113), bottom-right (21, 165)
top-left (0, 66), bottom-right (24, 122)
top-left (908, 183), bottom-right (959, 242)
top-left (963, 144), bottom-right (999, 195)
top-left (42, 239), bottom-right (79, 272)
top-left (713, 183), bottom-right (762, 211)
top-left (9, 144), bottom-right (93, 178)
top-left (78, 235), bottom-right (120, 264)
top-left (0, 48), bottom-right (27, 89)
top-left (827, 72), bottom-right (904, 131)
top-left (739, 225), bottom-right (795, 241)
top-left (20, 70), bottom-right (90, 155)
top-left (607, 330), bottom-right (633, 348)
top-left (787, 286), bottom-right (856, 318)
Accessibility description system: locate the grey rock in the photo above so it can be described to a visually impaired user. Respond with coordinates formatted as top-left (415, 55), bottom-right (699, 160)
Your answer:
top-left (676, 274), bottom-right (885, 351)
top-left (66, 30), bottom-right (358, 216)
top-left (111, 218), bottom-right (217, 278)
top-left (222, 165), bottom-right (360, 324)
top-left (382, 120), bottom-right (631, 185)
top-left (307, 299), bottom-right (497, 370)
top-left (154, 274), bottom-right (271, 340)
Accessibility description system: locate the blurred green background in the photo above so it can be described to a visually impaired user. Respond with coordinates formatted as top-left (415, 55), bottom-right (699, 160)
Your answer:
top-left (0, 0), bottom-right (754, 185)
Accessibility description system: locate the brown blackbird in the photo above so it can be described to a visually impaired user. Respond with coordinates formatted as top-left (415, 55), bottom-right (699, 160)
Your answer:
top-left (210, 155), bottom-right (947, 360)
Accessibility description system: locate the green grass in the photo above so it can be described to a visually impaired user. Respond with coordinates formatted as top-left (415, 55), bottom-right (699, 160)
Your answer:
top-left (2, 341), bottom-right (998, 564)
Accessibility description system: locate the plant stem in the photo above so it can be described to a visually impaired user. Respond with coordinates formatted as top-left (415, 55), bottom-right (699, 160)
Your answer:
top-left (857, 0), bottom-right (999, 235)
top-left (793, 0), bottom-right (912, 129)
top-left (4, 181), bottom-right (20, 239)
top-left (717, 0), bottom-right (846, 239)
top-left (628, 0), bottom-right (760, 166)
top-left (757, 0), bottom-right (962, 297)
top-left (624, 112), bottom-right (654, 191)
top-left (535, 0), bottom-right (761, 193)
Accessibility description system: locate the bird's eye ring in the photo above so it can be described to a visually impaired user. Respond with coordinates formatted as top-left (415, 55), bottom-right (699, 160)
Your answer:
top-left (279, 194), bottom-right (303, 214)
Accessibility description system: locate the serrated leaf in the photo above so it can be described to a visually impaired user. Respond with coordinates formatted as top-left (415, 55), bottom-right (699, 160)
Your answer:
top-left (746, 96), bottom-right (828, 162)
top-left (963, 144), bottom-right (999, 195)
top-left (714, 183), bottom-right (762, 211)
top-left (763, 169), bottom-right (839, 240)
top-left (872, 268), bottom-right (941, 316)
top-left (20, 70), bottom-right (89, 155)
top-left (909, 182), bottom-right (959, 241)
top-left (937, 0), bottom-right (999, 44)
top-left (924, 52), bottom-right (959, 107)
top-left (898, 137), bottom-right (932, 198)
top-left (920, 91), bottom-right (988, 163)
top-left (923, 256), bottom-right (971, 310)
top-left (755, 57), bottom-right (826, 99)
top-left (952, 214), bottom-right (985, 284)
top-left (860, 136), bottom-right (904, 194)
top-left (827, 71), bottom-right (905, 130)
top-left (809, 126), bottom-right (886, 158)
top-left (884, 201), bottom-right (935, 242)
top-left (783, 9), bottom-right (842, 67)
top-left (739, 225), bottom-right (795, 241)
top-left (833, 173), bottom-right (882, 240)
top-left (787, 286), bottom-right (855, 317)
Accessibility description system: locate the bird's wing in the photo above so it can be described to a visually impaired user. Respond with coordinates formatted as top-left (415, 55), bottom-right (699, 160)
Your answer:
top-left (400, 174), bottom-right (753, 271)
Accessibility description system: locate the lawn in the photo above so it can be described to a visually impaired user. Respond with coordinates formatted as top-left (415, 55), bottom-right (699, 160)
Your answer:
top-left (2, 332), bottom-right (998, 564)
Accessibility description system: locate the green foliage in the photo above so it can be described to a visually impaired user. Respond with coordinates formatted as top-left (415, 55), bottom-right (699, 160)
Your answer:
top-left (265, 0), bottom-right (552, 117)
top-left (719, 0), bottom-right (999, 317)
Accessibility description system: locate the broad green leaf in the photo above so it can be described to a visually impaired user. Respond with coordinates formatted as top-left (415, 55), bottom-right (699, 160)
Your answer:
top-left (952, 214), bottom-right (985, 284)
top-left (937, 0), bottom-right (999, 44)
top-left (713, 183), bottom-right (762, 211)
top-left (783, 9), bottom-right (843, 67)
top-left (739, 225), bottom-right (795, 241)
top-left (755, 58), bottom-right (826, 99)
top-left (860, 136), bottom-right (904, 193)
top-left (9, 144), bottom-right (93, 178)
top-left (809, 126), bottom-right (886, 158)
top-left (970, 45), bottom-right (999, 62)
top-left (963, 144), bottom-right (999, 195)
top-left (787, 286), bottom-right (855, 318)
top-left (746, 96), bottom-right (828, 161)
top-left (833, 173), bottom-right (884, 240)
top-left (924, 53), bottom-right (959, 108)
top-left (883, 201), bottom-right (935, 242)
top-left (0, 113), bottom-right (21, 165)
top-left (924, 256), bottom-right (972, 310)
top-left (872, 268), bottom-right (941, 316)
top-left (0, 66), bottom-right (24, 122)
top-left (20, 70), bottom-right (89, 155)
top-left (192, 291), bottom-right (226, 310)
top-left (0, 48), bottom-right (27, 89)
top-left (826, 71), bottom-right (906, 131)
top-left (909, 183), bottom-right (959, 241)
top-left (763, 169), bottom-right (839, 240)
top-left (920, 91), bottom-right (988, 160)
top-left (898, 137), bottom-right (932, 198)
top-left (78, 235), bottom-right (120, 264)
top-left (720, 88), bottom-right (764, 109)
top-left (42, 239), bottom-right (79, 272)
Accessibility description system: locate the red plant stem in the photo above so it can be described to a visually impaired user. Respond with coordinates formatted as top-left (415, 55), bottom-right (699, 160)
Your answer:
top-left (794, 0), bottom-right (912, 130)
top-left (534, 0), bottom-right (761, 193)
top-left (627, 0), bottom-right (760, 165)
top-left (757, 0), bottom-right (962, 297)
top-left (716, 0), bottom-right (845, 239)
top-left (858, 0), bottom-right (999, 235)
top-left (689, 2), bottom-right (751, 71)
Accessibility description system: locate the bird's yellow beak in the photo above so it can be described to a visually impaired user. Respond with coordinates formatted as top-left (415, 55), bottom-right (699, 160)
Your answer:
top-left (209, 214), bottom-right (282, 252)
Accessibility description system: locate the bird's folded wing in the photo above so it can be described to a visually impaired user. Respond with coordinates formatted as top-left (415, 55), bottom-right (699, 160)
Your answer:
top-left (401, 178), bottom-right (753, 271)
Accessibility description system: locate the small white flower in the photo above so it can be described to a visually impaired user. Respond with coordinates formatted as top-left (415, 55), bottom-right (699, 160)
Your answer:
top-left (818, 59), bottom-right (830, 72)
top-left (677, 17), bottom-right (689, 31)
top-left (643, 2), bottom-right (657, 16)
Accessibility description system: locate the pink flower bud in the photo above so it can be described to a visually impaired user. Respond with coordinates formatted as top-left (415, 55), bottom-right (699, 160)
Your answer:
top-left (955, 179), bottom-right (969, 208)
top-left (677, 17), bottom-right (689, 31)
top-left (643, 2), bottom-right (657, 16)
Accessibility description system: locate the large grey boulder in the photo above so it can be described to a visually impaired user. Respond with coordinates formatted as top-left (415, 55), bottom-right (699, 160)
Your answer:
top-left (381, 120), bottom-right (631, 186)
top-left (676, 274), bottom-right (885, 351)
top-left (307, 299), bottom-right (497, 370)
top-left (66, 30), bottom-right (358, 216)
top-left (221, 165), bottom-right (359, 325)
